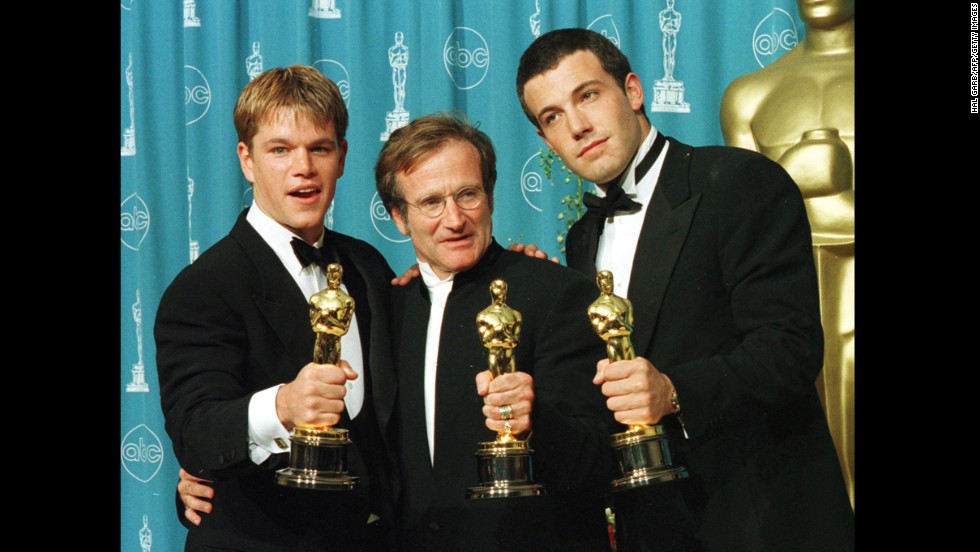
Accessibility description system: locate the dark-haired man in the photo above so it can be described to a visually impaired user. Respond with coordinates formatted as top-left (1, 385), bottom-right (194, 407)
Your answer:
top-left (516, 28), bottom-right (854, 552)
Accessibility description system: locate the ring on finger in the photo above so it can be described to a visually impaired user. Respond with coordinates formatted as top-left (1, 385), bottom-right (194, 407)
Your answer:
top-left (499, 404), bottom-right (513, 420)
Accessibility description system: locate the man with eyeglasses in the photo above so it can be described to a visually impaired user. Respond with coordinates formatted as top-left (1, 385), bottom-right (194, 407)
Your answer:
top-left (374, 112), bottom-right (614, 551)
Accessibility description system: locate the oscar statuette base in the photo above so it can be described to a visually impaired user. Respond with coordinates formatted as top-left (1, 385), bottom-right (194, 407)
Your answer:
top-left (466, 440), bottom-right (545, 499)
top-left (276, 427), bottom-right (359, 491)
top-left (609, 424), bottom-right (688, 492)
top-left (380, 109), bottom-right (409, 141)
top-left (651, 79), bottom-right (691, 113)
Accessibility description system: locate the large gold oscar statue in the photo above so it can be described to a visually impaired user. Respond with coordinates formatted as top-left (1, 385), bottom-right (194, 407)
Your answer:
top-left (721, 0), bottom-right (854, 508)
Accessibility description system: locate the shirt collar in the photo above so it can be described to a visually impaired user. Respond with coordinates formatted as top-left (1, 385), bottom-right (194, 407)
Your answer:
top-left (418, 261), bottom-right (455, 304)
top-left (245, 201), bottom-right (325, 277)
top-left (593, 126), bottom-right (660, 198)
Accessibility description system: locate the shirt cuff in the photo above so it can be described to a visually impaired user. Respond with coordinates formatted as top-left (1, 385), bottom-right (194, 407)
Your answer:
top-left (247, 384), bottom-right (292, 465)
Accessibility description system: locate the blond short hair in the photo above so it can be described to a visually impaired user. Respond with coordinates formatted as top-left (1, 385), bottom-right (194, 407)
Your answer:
top-left (233, 65), bottom-right (348, 148)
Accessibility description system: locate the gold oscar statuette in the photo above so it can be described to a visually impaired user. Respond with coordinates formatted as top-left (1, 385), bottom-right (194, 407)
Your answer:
top-left (466, 279), bottom-right (545, 499)
top-left (276, 263), bottom-right (359, 490)
top-left (588, 270), bottom-right (688, 491)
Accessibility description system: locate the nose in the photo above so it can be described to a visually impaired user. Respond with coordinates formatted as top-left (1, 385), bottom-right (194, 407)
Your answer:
top-left (567, 107), bottom-right (592, 140)
top-left (441, 196), bottom-right (466, 230)
top-left (292, 149), bottom-right (316, 177)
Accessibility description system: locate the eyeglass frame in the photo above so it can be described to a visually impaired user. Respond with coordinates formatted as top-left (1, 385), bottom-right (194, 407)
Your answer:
top-left (397, 185), bottom-right (487, 218)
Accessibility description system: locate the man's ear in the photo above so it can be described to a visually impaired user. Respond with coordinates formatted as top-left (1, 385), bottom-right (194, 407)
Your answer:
top-left (336, 138), bottom-right (348, 178)
top-left (237, 142), bottom-right (255, 183)
top-left (391, 207), bottom-right (410, 236)
top-left (624, 72), bottom-right (645, 113)
top-left (535, 129), bottom-right (554, 152)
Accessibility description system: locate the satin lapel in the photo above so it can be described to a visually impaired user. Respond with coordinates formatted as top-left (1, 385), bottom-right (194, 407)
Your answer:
top-left (628, 139), bottom-right (701, 358)
top-left (397, 283), bottom-right (436, 480)
top-left (431, 280), bottom-right (485, 492)
top-left (230, 214), bottom-right (314, 371)
top-left (335, 234), bottom-right (398, 438)
top-left (566, 211), bottom-right (602, 279)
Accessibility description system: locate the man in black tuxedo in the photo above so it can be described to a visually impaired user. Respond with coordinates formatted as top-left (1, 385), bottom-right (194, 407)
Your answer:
top-left (375, 112), bottom-right (613, 551)
top-left (516, 29), bottom-right (854, 552)
top-left (156, 65), bottom-right (396, 552)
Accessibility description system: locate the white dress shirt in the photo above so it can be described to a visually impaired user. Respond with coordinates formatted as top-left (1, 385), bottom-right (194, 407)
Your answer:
top-left (418, 261), bottom-right (456, 466)
top-left (244, 201), bottom-right (365, 465)
top-left (594, 127), bottom-right (670, 298)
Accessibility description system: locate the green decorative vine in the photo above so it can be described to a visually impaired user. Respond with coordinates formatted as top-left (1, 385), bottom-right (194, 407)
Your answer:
top-left (538, 147), bottom-right (586, 254)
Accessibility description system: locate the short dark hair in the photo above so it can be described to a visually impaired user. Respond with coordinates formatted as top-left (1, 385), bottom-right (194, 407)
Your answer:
top-left (375, 112), bottom-right (497, 215)
top-left (233, 65), bottom-right (348, 148)
top-left (516, 28), bottom-right (644, 128)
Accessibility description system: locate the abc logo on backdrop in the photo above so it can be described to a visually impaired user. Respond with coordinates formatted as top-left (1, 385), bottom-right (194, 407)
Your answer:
top-left (120, 424), bottom-right (164, 483)
top-left (443, 27), bottom-right (489, 90)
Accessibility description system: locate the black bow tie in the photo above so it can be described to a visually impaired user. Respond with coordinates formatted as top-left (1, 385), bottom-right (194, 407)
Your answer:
top-left (291, 237), bottom-right (331, 269)
top-left (581, 131), bottom-right (668, 221)
top-left (582, 183), bottom-right (642, 220)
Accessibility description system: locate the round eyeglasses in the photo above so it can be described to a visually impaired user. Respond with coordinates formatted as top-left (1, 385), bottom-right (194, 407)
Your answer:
top-left (403, 186), bottom-right (486, 218)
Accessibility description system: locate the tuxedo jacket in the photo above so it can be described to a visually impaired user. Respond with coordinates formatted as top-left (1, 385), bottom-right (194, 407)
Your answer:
top-left (567, 138), bottom-right (854, 552)
top-left (155, 211), bottom-right (398, 552)
top-left (390, 242), bottom-right (614, 552)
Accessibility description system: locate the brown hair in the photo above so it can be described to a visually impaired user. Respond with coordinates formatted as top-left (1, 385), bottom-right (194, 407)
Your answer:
top-left (375, 112), bottom-right (497, 214)
top-left (233, 65), bottom-right (348, 148)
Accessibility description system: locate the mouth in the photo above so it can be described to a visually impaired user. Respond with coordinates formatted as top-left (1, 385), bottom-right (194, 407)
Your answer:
top-left (578, 138), bottom-right (608, 158)
top-left (289, 185), bottom-right (321, 200)
top-left (441, 233), bottom-right (474, 246)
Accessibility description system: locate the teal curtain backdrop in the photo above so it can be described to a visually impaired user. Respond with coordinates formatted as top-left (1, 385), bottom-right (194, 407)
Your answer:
top-left (120, 1), bottom-right (806, 548)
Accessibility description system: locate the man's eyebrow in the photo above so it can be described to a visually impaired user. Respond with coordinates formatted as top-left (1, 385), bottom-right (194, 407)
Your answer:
top-left (535, 79), bottom-right (603, 120)
top-left (259, 136), bottom-right (336, 147)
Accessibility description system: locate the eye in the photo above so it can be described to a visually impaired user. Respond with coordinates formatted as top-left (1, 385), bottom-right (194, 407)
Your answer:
top-left (418, 196), bottom-right (442, 209)
top-left (458, 188), bottom-right (480, 201)
top-left (273, 147), bottom-right (287, 154)
top-left (312, 145), bottom-right (331, 154)
top-left (543, 112), bottom-right (560, 126)
top-left (582, 90), bottom-right (597, 101)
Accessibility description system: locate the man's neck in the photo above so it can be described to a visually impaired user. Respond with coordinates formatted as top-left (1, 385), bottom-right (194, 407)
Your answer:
top-left (250, 201), bottom-right (325, 246)
top-left (419, 262), bottom-right (455, 288)
top-left (597, 123), bottom-right (654, 193)
top-left (596, 119), bottom-right (653, 193)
